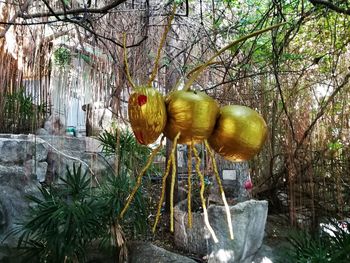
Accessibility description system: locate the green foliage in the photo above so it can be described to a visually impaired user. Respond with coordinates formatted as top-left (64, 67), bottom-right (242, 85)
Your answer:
top-left (98, 171), bottom-right (148, 237)
top-left (280, 220), bottom-right (350, 263)
top-left (191, 176), bottom-right (211, 212)
top-left (98, 126), bottom-right (162, 178)
top-left (328, 140), bottom-right (343, 152)
top-left (53, 46), bottom-right (72, 67)
top-left (1, 89), bottom-right (46, 133)
top-left (9, 163), bottom-right (147, 263)
top-left (12, 164), bottom-right (103, 262)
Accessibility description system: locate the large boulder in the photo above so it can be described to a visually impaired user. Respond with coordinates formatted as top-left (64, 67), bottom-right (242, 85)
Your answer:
top-left (43, 115), bottom-right (66, 135)
top-left (252, 244), bottom-right (277, 263)
top-left (82, 102), bottom-right (113, 136)
top-left (0, 135), bottom-right (46, 246)
top-left (0, 135), bottom-right (48, 164)
top-left (0, 185), bottom-right (39, 246)
top-left (174, 199), bottom-right (268, 263)
top-left (24, 160), bottom-right (48, 182)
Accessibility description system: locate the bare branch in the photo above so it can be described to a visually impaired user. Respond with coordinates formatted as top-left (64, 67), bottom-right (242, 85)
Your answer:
top-left (309, 0), bottom-right (350, 15)
top-left (41, 0), bottom-right (62, 21)
top-left (297, 71), bottom-right (350, 148)
top-left (0, 0), bottom-right (32, 38)
top-left (20, 0), bottom-right (127, 19)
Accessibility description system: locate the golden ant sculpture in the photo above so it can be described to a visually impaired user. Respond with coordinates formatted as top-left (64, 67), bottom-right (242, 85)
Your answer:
top-left (120, 4), bottom-right (285, 242)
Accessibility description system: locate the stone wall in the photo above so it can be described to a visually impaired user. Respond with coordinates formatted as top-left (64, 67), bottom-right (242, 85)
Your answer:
top-left (0, 134), bottom-right (48, 246)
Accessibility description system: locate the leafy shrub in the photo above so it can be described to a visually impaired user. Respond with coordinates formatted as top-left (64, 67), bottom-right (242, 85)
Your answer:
top-left (9, 163), bottom-right (147, 263)
top-left (53, 46), bottom-right (72, 68)
top-left (10, 165), bottom-right (103, 262)
top-left (5, 126), bottom-right (156, 262)
top-left (281, 219), bottom-right (350, 263)
top-left (98, 126), bottom-right (162, 178)
top-left (1, 89), bottom-right (46, 133)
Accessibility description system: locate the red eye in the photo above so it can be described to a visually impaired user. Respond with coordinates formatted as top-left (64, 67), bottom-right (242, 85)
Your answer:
top-left (137, 95), bottom-right (147, 106)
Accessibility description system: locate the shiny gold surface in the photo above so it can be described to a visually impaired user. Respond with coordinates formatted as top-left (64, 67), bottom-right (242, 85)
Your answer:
top-left (128, 86), bottom-right (167, 145)
top-left (164, 90), bottom-right (219, 144)
top-left (208, 105), bottom-right (267, 161)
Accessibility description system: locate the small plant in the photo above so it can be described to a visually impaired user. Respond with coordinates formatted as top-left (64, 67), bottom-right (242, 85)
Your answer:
top-left (98, 170), bottom-right (148, 238)
top-left (53, 46), bottom-right (72, 68)
top-left (190, 176), bottom-right (212, 213)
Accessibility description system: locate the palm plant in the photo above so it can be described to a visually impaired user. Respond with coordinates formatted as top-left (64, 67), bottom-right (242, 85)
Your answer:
top-left (9, 162), bottom-right (147, 263)
top-left (13, 164), bottom-right (104, 263)
top-left (5, 126), bottom-right (154, 262)
top-left (97, 126), bottom-right (154, 236)
top-left (281, 219), bottom-right (350, 263)
top-left (98, 125), bottom-right (162, 179)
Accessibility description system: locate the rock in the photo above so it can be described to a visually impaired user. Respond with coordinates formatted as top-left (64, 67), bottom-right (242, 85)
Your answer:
top-left (36, 127), bottom-right (49, 136)
top-left (209, 161), bottom-right (251, 205)
top-left (0, 135), bottom-right (49, 246)
top-left (0, 134), bottom-right (114, 248)
top-left (0, 201), bottom-right (6, 228)
top-left (0, 140), bottom-right (24, 163)
top-left (128, 241), bottom-right (197, 263)
top-left (0, 165), bottom-right (28, 187)
top-left (43, 115), bottom-right (66, 135)
top-left (208, 200), bottom-right (268, 263)
top-left (0, 136), bottom-right (48, 164)
top-left (32, 139), bottom-right (49, 161)
top-left (252, 244), bottom-right (276, 263)
top-left (0, 185), bottom-right (38, 246)
top-left (39, 136), bottom-right (114, 182)
top-left (24, 160), bottom-right (48, 182)
top-left (83, 102), bottom-right (113, 136)
top-left (174, 201), bottom-right (210, 255)
top-left (174, 199), bottom-right (268, 263)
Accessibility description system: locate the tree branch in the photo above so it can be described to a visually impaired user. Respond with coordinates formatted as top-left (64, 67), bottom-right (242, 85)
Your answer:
top-left (41, 0), bottom-right (62, 21)
top-left (297, 71), bottom-right (350, 148)
top-left (20, 0), bottom-right (127, 19)
top-left (309, 0), bottom-right (350, 15)
top-left (0, 0), bottom-right (32, 38)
